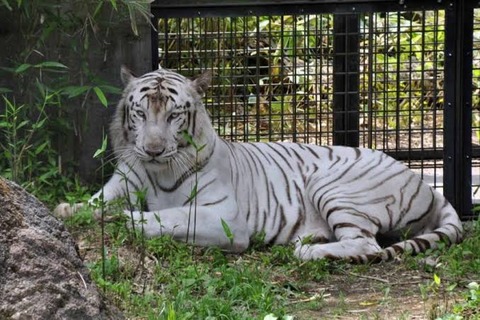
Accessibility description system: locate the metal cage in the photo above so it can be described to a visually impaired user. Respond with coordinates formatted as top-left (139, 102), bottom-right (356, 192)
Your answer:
top-left (151, 0), bottom-right (478, 220)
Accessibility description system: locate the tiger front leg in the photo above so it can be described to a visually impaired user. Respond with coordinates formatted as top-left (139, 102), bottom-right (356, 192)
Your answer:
top-left (294, 237), bottom-right (382, 261)
top-left (294, 217), bottom-right (382, 261)
top-left (53, 171), bottom-right (129, 219)
top-left (124, 206), bottom-right (250, 253)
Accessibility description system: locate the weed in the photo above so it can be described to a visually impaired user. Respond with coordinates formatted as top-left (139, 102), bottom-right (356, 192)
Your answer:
top-left (181, 130), bottom-right (207, 248)
top-left (436, 282), bottom-right (480, 320)
top-left (332, 292), bottom-right (348, 316)
top-left (418, 273), bottom-right (462, 319)
top-left (0, 87), bottom-right (70, 204)
top-left (64, 206), bottom-right (97, 228)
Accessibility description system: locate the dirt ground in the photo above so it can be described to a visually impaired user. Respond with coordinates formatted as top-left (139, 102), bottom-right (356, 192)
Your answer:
top-left (291, 262), bottom-right (465, 320)
top-left (72, 224), bottom-right (474, 320)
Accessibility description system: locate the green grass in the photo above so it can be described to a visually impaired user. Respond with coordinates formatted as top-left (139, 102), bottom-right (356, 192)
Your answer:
top-left (62, 207), bottom-right (480, 320)
top-left (428, 220), bottom-right (480, 319)
top-left (65, 209), bottom-right (338, 319)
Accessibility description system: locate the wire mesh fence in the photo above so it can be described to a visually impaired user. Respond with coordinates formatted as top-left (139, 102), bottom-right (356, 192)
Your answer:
top-left (472, 8), bottom-right (480, 208)
top-left (152, 1), bottom-right (478, 219)
top-left (158, 15), bottom-right (335, 145)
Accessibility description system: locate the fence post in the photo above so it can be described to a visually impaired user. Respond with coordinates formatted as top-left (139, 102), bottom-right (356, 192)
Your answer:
top-left (151, 16), bottom-right (159, 70)
top-left (333, 13), bottom-right (360, 147)
top-left (444, 0), bottom-right (473, 219)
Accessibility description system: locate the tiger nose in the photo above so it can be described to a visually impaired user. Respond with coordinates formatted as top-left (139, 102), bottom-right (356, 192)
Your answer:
top-left (144, 147), bottom-right (164, 157)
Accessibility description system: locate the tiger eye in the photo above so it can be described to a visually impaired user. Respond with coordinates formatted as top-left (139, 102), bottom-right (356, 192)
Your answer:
top-left (137, 110), bottom-right (146, 119)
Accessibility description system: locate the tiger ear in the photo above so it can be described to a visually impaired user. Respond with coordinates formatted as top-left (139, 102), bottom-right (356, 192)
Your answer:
top-left (192, 70), bottom-right (212, 95)
top-left (120, 65), bottom-right (137, 86)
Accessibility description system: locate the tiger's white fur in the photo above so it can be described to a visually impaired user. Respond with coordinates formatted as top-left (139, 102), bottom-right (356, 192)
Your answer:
top-left (55, 67), bottom-right (463, 262)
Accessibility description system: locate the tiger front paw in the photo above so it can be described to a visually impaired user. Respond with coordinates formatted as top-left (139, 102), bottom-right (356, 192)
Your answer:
top-left (53, 202), bottom-right (85, 219)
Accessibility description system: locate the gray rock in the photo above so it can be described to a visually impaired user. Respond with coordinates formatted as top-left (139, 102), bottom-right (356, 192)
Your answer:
top-left (0, 177), bottom-right (124, 319)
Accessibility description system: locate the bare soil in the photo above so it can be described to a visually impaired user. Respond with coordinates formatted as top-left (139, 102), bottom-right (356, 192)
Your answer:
top-left (291, 262), bottom-right (463, 320)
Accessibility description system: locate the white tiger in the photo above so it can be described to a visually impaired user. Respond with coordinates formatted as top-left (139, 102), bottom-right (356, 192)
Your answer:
top-left (55, 66), bottom-right (463, 262)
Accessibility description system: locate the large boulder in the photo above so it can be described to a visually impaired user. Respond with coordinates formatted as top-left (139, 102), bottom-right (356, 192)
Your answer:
top-left (0, 177), bottom-right (123, 319)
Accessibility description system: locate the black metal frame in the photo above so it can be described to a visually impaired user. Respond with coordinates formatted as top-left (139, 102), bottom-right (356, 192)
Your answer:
top-left (444, 1), bottom-right (474, 221)
top-left (151, 0), bottom-right (477, 220)
top-left (333, 13), bottom-right (359, 147)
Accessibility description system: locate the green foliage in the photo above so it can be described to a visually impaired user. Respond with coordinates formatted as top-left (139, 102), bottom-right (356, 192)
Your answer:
top-left (426, 220), bottom-right (480, 279)
top-left (93, 133), bottom-right (109, 159)
top-left (435, 281), bottom-right (480, 320)
top-left (64, 206), bottom-right (97, 227)
top-left (220, 218), bottom-right (235, 245)
top-left (0, 89), bottom-right (77, 204)
top-left (0, 0), bottom-right (149, 206)
top-left (408, 220), bottom-right (480, 319)
top-left (447, 282), bottom-right (480, 319)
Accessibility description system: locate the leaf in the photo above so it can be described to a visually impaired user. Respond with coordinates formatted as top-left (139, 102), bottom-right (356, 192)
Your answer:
top-left (93, 1), bottom-right (103, 18)
top-left (433, 274), bottom-right (441, 286)
top-left (153, 212), bottom-right (162, 224)
top-left (34, 80), bottom-right (47, 98)
top-left (181, 130), bottom-right (198, 149)
top-left (467, 281), bottom-right (479, 290)
top-left (93, 86), bottom-right (108, 107)
top-left (109, 0), bottom-right (118, 10)
top-left (17, 119), bottom-right (30, 130)
top-left (34, 141), bottom-right (49, 155)
top-left (167, 304), bottom-right (176, 320)
top-left (93, 134), bottom-right (108, 158)
top-left (1, 0), bottom-right (12, 10)
top-left (34, 61), bottom-right (68, 69)
top-left (14, 63), bottom-right (32, 74)
top-left (124, 0), bottom-right (155, 35)
top-left (62, 86), bottom-right (91, 98)
top-left (32, 117), bottom-right (47, 130)
top-left (97, 84), bottom-right (122, 94)
top-left (220, 218), bottom-right (234, 245)
top-left (185, 183), bottom-right (198, 203)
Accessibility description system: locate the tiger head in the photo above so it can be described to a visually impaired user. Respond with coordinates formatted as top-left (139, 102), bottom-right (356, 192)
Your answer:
top-left (110, 66), bottom-right (213, 169)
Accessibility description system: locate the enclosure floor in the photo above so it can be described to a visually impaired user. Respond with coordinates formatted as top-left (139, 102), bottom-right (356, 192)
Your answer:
top-left (412, 167), bottom-right (480, 204)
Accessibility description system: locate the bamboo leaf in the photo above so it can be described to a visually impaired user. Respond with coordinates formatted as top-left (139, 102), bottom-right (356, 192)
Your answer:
top-left (97, 84), bottom-right (122, 94)
top-left (62, 86), bottom-right (91, 98)
top-left (34, 141), bottom-right (49, 155)
top-left (221, 218), bottom-right (234, 245)
top-left (93, 1), bottom-right (103, 18)
top-left (32, 118), bottom-right (47, 130)
top-left (14, 63), bottom-right (31, 74)
top-left (93, 134), bottom-right (108, 158)
top-left (34, 61), bottom-right (68, 69)
top-left (1, 0), bottom-right (12, 10)
top-left (109, 0), bottom-right (118, 10)
top-left (185, 183), bottom-right (198, 204)
top-left (17, 120), bottom-right (30, 130)
top-left (93, 86), bottom-right (108, 107)
top-left (181, 130), bottom-right (198, 149)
